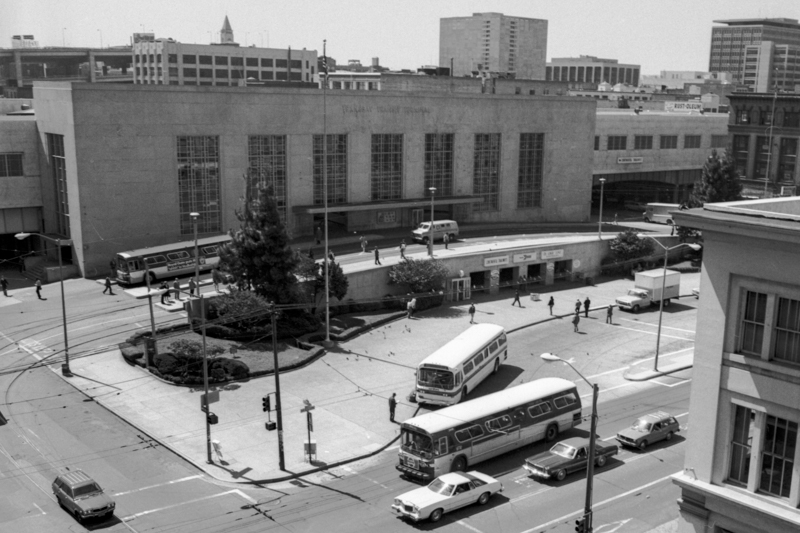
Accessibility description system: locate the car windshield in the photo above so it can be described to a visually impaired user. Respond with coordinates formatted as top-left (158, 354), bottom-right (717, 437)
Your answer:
top-left (550, 443), bottom-right (576, 458)
top-left (73, 483), bottom-right (102, 498)
top-left (628, 289), bottom-right (647, 297)
top-left (418, 223), bottom-right (430, 231)
top-left (417, 367), bottom-right (454, 389)
top-left (427, 479), bottom-right (454, 496)
top-left (632, 419), bottom-right (653, 432)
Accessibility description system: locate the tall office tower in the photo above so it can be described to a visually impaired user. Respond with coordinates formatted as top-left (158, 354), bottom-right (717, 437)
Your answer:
top-left (709, 18), bottom-right (800, 84)
top-left (743, 41), bottom-right (800, 93)
top-left (440, 12), bottom-right (548, 79)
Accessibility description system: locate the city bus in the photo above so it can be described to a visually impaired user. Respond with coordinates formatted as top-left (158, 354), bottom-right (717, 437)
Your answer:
top-left (415, 324), bottom-right (507, 407)
top-left (397, 377), bottom-right (582, 481)
top-left (114, 235), bottom-right (231, 285)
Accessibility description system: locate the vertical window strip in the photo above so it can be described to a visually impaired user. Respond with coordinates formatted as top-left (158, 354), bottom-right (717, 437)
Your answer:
top-left (517, 133), bottom-right (543, 208)
top-left (47, 134), bottom-right (70, 238)
top-left (313, 134), bottom-right (348, 205)
top-left (248, 136), bottom-right (287, 221)
top-left (424, 133), bottom-right (454, 197)
top-left (774, 297), bottom-right (800, 364)
top-left (740, 290), bottom-right (767, 355)
top-left (370, 134), bottom-right (403, 201)
top-left (473, 133), bottom-right (501, 211)
top-left (176, 136), bottom-right (221, 235)
top-left (759, 415), bottom-right (797, 498)
top-left (729, 405), bottom-right (753, 485)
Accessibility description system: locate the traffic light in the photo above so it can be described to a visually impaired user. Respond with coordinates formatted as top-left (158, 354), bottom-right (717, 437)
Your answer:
top-left (575, 516), bottom-right (591, 533)
top-left (262, 395), bottom-right (271, 412)
top-left (207, 412), bottom-right (218, 425)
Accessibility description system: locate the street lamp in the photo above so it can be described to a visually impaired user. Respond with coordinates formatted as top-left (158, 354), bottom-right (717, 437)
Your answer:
top-left (598, 178), bottom-right (606, 239)
top-left (540, 353), bottom-right (599, 531)
top-left (428, 187), bottom-right (436, 257)
top-left (764, 68), bottom-right (779, 198)
top-left (15, 232), bottom-right (73, 376)
top-left (191, 213), bottom-right (213, 464)
top-left (638, 235), bottom-right (701, 371)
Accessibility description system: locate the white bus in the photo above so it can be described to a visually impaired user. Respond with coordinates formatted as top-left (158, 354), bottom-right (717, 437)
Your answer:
top-left (415, 324), bottom-right (507, 407)
top-left (115, 235), bottom-right (231, 285)
top-left (397, 378), bottom-right (582, 481)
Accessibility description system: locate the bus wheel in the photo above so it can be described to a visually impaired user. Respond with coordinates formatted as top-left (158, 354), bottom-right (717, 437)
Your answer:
top-left (493, 359), bottom-right (499, 374)
top-left (450, 455), bottom-right (467, 473)
top-left (460, 387), bottom-right (468, 403)
top-left (545, 423), bottom-right (559, 443)
top-left (148, 272), bottom-right (157, 285)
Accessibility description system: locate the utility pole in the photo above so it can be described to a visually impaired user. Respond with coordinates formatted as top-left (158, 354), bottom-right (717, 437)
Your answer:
top-left (270, 304), bottom-right (285, 470)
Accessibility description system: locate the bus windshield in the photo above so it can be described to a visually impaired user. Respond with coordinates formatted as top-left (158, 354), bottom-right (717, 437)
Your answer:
top-left (401, 429), bottom-right (433, 456)
top-left (418, 367), bottom-right (455, 389)
top-left (117, 257), bottom-right (129, 273)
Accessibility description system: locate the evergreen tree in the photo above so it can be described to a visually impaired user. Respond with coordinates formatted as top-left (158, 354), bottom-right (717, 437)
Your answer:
top-left (689, 149), bottom-right (743, 206)
top-left (219, 181), bottom-right (298, 304)
top-left (316, 260), bottom-right (349, 301)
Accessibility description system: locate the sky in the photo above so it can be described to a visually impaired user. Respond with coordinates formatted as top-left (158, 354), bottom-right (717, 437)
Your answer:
top-left (2, 0), bottom-right (798, 75)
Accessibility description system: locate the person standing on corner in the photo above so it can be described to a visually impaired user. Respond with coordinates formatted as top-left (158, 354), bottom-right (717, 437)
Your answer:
top-left (399, 239), bottom-right (406, 260)
top-left (407, 299), bottom-right (413, 319)
top-left (0, 275), bottom-right (8, 297)
top-left (374, 246), bottom-right (381, 265)
top-left (328, 249), bottom-right (335, 262)
top-left (548, 296), bottom-right (554, 315)
top-left (572, 311), bottom-right (580, 332)
top-left (468, 303), bottom-right (476, 324)
top-left (173, 278), bottom-right (181, 301)
top-left (583, 297), bottom-right (591, 318)
top-left (575, 299), bottom-right (581, 314)
top-left (102, 276), bottom-right (115, 295)
top-left (443, 233), bottom-right (450, 250)
top-left (212, 268), bottom-right (223, 292)
top-left (389, 393), bottom-right (397, 422)
top-left (606, 305), bottom-right (614, 324)
top-left (512, 286), bottom-right (521, 307)
top-left (315, 225), bottom-right (322, 245)
top-left (160, 280), bottom-right (171, 304)
top-left (35, 279), bottom-right (43, 300)
top-left (360, 235), bottom-right (367, 254)
top-left (188, 277), bottom-right (197, 297)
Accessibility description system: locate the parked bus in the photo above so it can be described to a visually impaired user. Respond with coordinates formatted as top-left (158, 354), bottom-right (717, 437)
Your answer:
top-left (397, 378), bottom-right (582, 481)
top-left (114, 235), bottom-right (231, 285)
top-left (415, 324), bottom-right (507, 407)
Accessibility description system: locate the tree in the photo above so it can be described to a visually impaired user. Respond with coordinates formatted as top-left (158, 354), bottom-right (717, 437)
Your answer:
top-left (219, 181), bottom-right (298, 304)
top-left (389, 257), bottom-right (449, 293)
top-left (316, 260), bottom-right (349, 301)
top-left (689, 149), bottom-right (743, 206)
top-left (609, 229), bottom-right (655, 262)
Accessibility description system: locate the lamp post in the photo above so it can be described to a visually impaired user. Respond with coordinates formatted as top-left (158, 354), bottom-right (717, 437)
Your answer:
top-left (764, 69), bottom-right (779, 198)
top-left (428, 187), bottom-right (436, 257)
top-left (15, 233), bottom-right (72, 376)
top-left (191, 213), bottom-right (213, 464)
top-left (540, 353), bottom-right (598, 531)
top-left (322, 39), bottom-right (332, 348)
top-left (598, 178), bottom-right (606, 239)
top-left (638, 235), bottom-right (701, 371)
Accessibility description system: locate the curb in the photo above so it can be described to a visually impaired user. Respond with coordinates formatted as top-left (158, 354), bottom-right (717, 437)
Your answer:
top-left (624, 362), bottom-right (693, 382)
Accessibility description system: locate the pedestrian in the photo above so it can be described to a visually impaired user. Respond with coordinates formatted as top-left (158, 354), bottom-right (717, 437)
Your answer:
top-left (575, 299), bottom-right (581, 314)
top-left (102, 276), bottom-right (115, 295)
top-left (212, 268), bottom-right (223, 292)
top-left (407, 299), bottom-right (413, 319)
top-left (160, 281), bottom-right (170, 304)
top-left (584, 297), bottom-right (591, 318)
top-left (374, 246), bottom-right (381, 265)
top-left (614, 213), bottom-right (618, 225)
top-left (188, 277), bottom-right (197, 297)
top-left (389, 393), bottom-right (397, 422)
top-left (173, 278), bottom-right (181, 301)
top-left (360, 235), bottom-right (367, 253)
top-left (315, 225), bottom-right (322, 245)
top-left (410, 297), bottom-right (417, 318)
top-left (443, 233), bottom-right (450, 249)
top-left (670, 224), bottom-right (675, 236)
top-left (109, 259), bottom-right (117, 276)
top-left (606, 305), bottom-right (613, 324)
top-left (328, 249), bottom-right (335, 262)
top-left (468, 303), bottom-right (476, 324)
top-left (0, 275), bottom-right (8, 297)
top-left (572, 311), bottom-right (580, 332)
top-left (308, 248), bottom-right (314, 259)
top-left (547, 296), bottom-right (554, 315)
top-left (35, 279), bottom-right (43, 300)
top-left (512, 286), bottom-right (521, 307)
top-left (399, 239), bottom-right (406, 259)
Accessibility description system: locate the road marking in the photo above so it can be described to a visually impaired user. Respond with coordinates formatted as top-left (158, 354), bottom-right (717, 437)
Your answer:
top-left (595, 518), bottom-right (632, 532)
top-left (341, 465), bottom-right (389, 489)
top-left (509, 486), bottom-right (552, 503)
top-left (456, 519), bottom-right (485, 533)
top-left (231, 489), bottom-right (257, 504)
top-left (617, 318), bottom-right (696, 333)
top-left (518, 474), bottom-right (674, 533)
top-left (607, 325), bottom-right (693, 341)
top-left (121, 490), bottom-right (236, 520)
top-left (32, 503), bottom-right (46, 515)
top-left (652, 377), bottom-right (692, 388)
top-left (114, 475), bottom-right (202, 496)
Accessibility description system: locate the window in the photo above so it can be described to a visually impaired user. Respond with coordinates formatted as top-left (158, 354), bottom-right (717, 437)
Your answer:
top-left (785, 111), bottom-right (800, 128)
top-left (214, 56), bottom-right (228, 65)
top-left (553, 393), bottom-right (577, 409)
top-left (276, 59), bottom-right (287, 68)
top-left (711, 134), bottom-right (728, 148)
top-left (594, 136), bottom-right (600, 151)
top-left (634, 135), bottom-right (653, 150)
top-left (733, 135), bottom-right (750, 176)
top-left (463, 361), bottom-right (474, 375)
top-left (454, 425), bottom-right (484, 443)
top-left (231, 57), bottom-right (243, 66)
top-left (607, 136), bottom-right (627, 150)
top-left (183, 68), bottom-right (196, 77)
top-left (740, 290), bottom-right (767, 355)
top-left (215, 69), bottom-right (228, 78)
top-left (473, 133), bottom-right (501, 211)
top-left (684, 135), bottom-right (702, 149)
top-left (199, 68), bottom-right (212, 78)
top-left (660, 135), bottom-right (678, 149)
top-left (486, 415), bottom-right (512, 431)
top-left (313, 134), bottom-right (347, 205)
top-left (261, 58), bottom-right (273, 68)
top-left (246, 57), bottom-right (258, 67)
top-left (0, 153), bottom-right (23, 177)
top-left (760, 110), bottom-right (773, 126)
top-left (474, 351), bottom-right (484, 364)
top-left (248, 136), bottom-right (287, 221)
top-left (754, 136), bottom-right (771, 179)
top-left (290, 59), bottom-right (301, 69)
top-left (371, 134), bottom-right (403, 201)
top-left (177, 136), bottom-right (221, 235)
top-left (518, 133), bottom-right (544, 208)
top-left (166, 251), bottom-right (190, 261)
top-left (168, 54), bottom-right (177, 63)
top-left (736, 109), bottom-right (750, 124)
top-left (198, 55), bottom-right (212, 65)
top-left (528, 401), bottom-right (552, 418)
top-left (144, 255), bottom-right (166, 266)
top-left (424, 133), bottom-right (454, 197)
top-left (47, 134), bottom-right (69, 237)
top-left (778, 138), bottom-right (798, 182)
top-left (729, 405), bottom-right (754, 485)
top-left (760, 415), bottom-right (797, 497)
top-left (774, 297), bottom-right (800, 364)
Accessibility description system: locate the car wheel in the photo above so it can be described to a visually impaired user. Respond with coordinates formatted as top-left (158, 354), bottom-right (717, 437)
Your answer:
top-left (639, 440), bottom-right (648, 451)
top-left (460, 387), bottom-right (468, 403)
top-left (665, 431), bottom-right (674, 441)
top-left (429, 508), bottom-right (444, 523)
top-left (596, 455), bottom-right (607, 467)
top-left (633, 304), bottom-right (640, 314)
top-left (493, 359), bottom-right (499, 374)
top-left (451, 455), bottom-right (467, 473)
top-left (545, 423), bottom-right (559, 443)
top-left (477, 492), bottom-right (491, 505)
top-left (555, 469), bottom-right (567, 482)
top-left (73, 509), bottom-right (83, 523)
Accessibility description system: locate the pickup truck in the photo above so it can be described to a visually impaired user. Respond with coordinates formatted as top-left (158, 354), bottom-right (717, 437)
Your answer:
top-left (616, 269), bottom-right (680, 313)
top-left (523, 437), bottom-right (619, 482)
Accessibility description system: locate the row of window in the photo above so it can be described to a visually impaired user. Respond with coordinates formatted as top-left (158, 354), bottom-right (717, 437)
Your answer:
top-left (594, 134), bottom-right (721, 151)
top-left (0, 153), bottom-right (23, 177)
top-left (734, 108), bottom-right (800, 128)
top-left (462, 338), bottom-right (505, 376)
top-left (136, 54), bottom-right (306, 70)
top-left (732, 135), bottom-right (798, 181)
top-left (739, 289), bottom-right (800, 365)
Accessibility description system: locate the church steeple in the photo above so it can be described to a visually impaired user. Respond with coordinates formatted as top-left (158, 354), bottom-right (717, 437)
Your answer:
top-left (220, 16), bottom-right (234, 44)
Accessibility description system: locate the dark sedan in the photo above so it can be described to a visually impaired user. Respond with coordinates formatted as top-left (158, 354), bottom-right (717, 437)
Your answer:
top-left (523, 437), bottom-right (619, 481)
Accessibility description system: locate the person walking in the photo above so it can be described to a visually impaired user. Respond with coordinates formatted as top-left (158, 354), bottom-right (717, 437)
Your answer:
top-left (188, 277), bottom-right (197, 297)
top-left (360, 235), bottom-right (367, 254)
top-left (374, 246), bottom-right (381, 265)
top-left (35, 279), bottom-right (43, 300)
top-left (102, 276), bottom-right (115, 295)
top-left (547, 296), bottom-right (554, 315)
top-left (468, 303), bottom-right (476, 324)
top-left (410, 297), bottom-right (417, 318)
top-left (511, 286), bottom-right (521, 307)
top-left (399, 239), bottom-right (406, 259)
top-left (160, 281), bottom-right (171, 304)
top-left (407, 299), bottom-right (413, 319)
top-left (443, 233), bottom-right (449, 249)
top-left (572, 311), bottom-right (580, 332)
top-left (328, 249), bottom-right (335, 262)
top-left (173, 278), bottom-right (181, 301)
top-left (575, 299), bottom-right (581, 314)
top-left (583, 297), bottom-right (591, 318)
top-left (315, 225), bottom-right (322, 245)
top-left (0, 275), bottom-right (8, 297)
top-left (388, 393), bottom-right (397, 422)
top-left (212, 268), bottom-right (223, 292)
top-left (606, 305), bottom-right (614, 324)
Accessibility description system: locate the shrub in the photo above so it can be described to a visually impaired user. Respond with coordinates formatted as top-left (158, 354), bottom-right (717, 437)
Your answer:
top-left (389, 257), bottom-right (448, 293)
top-left (609, 229), bottom-right (655, 262)
top-left (206, 290), bottom-right (271, 331)
top-left (155, 352), bottom-right (179, 375)
top-left (221, 358), bottom-right (250, 379)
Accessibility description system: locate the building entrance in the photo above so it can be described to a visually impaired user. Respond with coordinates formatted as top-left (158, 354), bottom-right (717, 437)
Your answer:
top-left (449, 277), bottom-right (471, 302)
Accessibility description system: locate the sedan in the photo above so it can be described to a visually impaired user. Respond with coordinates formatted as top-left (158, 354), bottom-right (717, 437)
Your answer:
top-left (391, 471), bottom-right (503, 523)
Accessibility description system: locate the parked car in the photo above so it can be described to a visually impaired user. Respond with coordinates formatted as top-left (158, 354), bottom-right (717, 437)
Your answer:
top-left (52, 470), bottom-right (115, 522)
top-left (616, 411), bottom-right (680, 450)
top-left (523, 437), bottom-right (618, 481)
top-left (391, 471), bottom-right (503, 523)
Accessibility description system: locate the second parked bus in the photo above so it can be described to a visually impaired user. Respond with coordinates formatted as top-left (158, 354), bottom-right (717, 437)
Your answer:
top-left (114, 235), bottom-right (231, 285)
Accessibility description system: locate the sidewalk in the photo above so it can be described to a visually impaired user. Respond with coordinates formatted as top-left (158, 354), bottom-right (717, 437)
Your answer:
top-left (58, 254), bottom-right (698, 486)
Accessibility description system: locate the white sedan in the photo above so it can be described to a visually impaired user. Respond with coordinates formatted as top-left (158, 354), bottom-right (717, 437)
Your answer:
top-left (391, 471), bottom-right (503, 523)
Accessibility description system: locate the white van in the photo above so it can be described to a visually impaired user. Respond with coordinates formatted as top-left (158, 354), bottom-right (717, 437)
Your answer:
top-left (411, 220), bottom-right (459, 244)
top-left (643, 203), bottom-right (680, 225)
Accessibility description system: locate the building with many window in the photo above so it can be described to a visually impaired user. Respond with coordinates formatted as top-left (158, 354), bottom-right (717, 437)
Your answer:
top-left (742, 41), bottom-right (800, 93)
top-left (727, 92), bottom-right (800, 197)
top-left (546, 56), bottom-right (640, 89)
top-left (672, 196), bottom-right (800, 533)
top-left (439, 12), bottom-right (548, 79)
top-left (709, 18), bottom-right (800, 85)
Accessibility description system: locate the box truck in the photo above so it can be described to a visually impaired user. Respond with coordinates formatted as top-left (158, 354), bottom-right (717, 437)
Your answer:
top-left (615, 269), bottom-right (680, 313)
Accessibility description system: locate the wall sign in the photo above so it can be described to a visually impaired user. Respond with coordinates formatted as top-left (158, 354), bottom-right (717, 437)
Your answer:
top-left (541, 249), bottom-right (564, 260)
top-left (513, 252), bottom-right (537, 263)
top-left (484, 256), bottom-right (510, 267)
top-left (617, 157), bottom-right (643, 164)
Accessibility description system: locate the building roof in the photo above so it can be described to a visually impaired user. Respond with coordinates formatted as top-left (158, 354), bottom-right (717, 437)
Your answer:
top-left (712, 18), bottom-right (800, 30)
top-left (674, 198), bottom-right (800, 244)
top-left (222, 16), bottom-right (233, 33)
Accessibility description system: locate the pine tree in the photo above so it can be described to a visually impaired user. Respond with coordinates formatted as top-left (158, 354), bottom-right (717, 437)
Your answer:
top-left (219, 181), bottom-right (298, 304)
top-left (316, 260), bottom-right (349, 301)
top-left (689, 149), bottom-right (743, 206)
